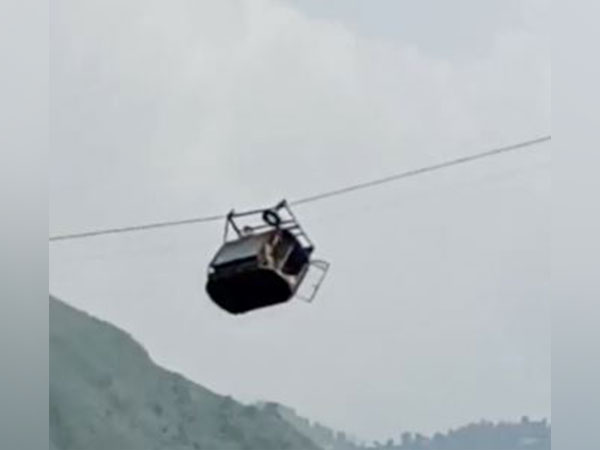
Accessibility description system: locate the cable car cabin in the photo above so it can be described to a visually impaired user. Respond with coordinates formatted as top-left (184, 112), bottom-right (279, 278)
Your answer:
top-left (206, 201), bottom-right (329, 314)
top-left (206, 229), bottom-right (311, 314)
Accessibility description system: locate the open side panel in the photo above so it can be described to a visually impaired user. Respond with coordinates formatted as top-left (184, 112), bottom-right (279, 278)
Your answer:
top-left (294, 259), bottom-right (330, 303)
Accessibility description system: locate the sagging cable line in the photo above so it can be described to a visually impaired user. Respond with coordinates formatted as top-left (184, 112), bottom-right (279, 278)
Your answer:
top-left (49, 214), bottom-right (226, 242)
top-left (49, 135), bottom-right (551, 242)
top-left (290, 135), bottom-right (551, 205)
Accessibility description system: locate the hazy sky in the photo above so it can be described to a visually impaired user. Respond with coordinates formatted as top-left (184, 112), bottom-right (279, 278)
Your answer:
top-left (50, 0), bottom-right (550, 441)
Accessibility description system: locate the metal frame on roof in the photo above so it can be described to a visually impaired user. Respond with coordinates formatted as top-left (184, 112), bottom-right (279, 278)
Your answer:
top-left (222, 199), bottom-right (315, 252)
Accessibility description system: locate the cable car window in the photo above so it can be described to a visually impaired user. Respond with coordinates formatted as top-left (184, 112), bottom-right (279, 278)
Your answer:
top-left (212, 234), bottom-right (268, 267)
top-left (282, 244), bottom-right (309, 275)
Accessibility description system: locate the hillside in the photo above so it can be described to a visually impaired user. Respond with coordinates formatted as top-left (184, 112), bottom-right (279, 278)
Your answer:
top-left (49, 296), bottom-right (321, 450)
top-left (257, 403), bottom-right (550, 450)
top-left (257, 402), bottom-right (364, 450)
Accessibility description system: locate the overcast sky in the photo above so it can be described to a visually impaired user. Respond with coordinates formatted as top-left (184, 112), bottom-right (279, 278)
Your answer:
top-left (50, 0), bottom-right (550, 441)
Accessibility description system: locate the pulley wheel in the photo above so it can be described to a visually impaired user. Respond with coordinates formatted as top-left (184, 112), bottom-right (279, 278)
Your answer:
top-left (262, 209), bottom-right (282, 227)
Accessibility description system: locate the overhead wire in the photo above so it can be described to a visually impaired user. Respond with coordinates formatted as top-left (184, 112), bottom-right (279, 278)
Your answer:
top-left (290, 135), bottom-right (550, 206)
top-left (49, 135), bottom-right (551, 242)
top-left (49, 214), bottom-right (226, 242)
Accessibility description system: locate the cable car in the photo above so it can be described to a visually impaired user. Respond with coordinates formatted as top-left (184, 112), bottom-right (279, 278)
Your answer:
top-left (206, 200), bottom-right (329, 314)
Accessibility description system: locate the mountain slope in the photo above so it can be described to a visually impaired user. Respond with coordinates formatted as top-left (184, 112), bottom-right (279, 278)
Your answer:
top-left (49, 296), bottom-right (321, 450)
top-left (256, 402), bottom-right (364, 450)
